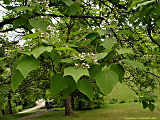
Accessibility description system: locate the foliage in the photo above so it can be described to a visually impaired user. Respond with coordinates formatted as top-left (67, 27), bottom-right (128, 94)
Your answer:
top-left (0, 0), bottom-right (160, 113)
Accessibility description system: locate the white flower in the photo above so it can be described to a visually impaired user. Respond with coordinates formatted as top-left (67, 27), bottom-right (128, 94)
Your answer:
top-left (75, 63), bottom-right (79, 67)
top-left (80, 57), bottom-right (85, 60)
top-left (40, 33), bottom-right (45, 38)
top-left (90, 52), bottom-right (95, 57)
top-left (0, 44), bottom-right (2, 47)
top-left (71, 55), bottom-right (78, 60)
top-left (82, 63), bottom-right (85, 66)
top-left (47, 25), bottom-right (52, 30)
top-left (82, 52), bottom-right (86, 55)
top-left (85, 64), bottom-right (90, 68)
top-left (94, 59), bottom-right (98, 64)
top-left (45, 32), bottom-right (49, 37)
top-left (45, 5), bottom-right (49, 9)
top-left (82, 63), bottom-right (90, 68)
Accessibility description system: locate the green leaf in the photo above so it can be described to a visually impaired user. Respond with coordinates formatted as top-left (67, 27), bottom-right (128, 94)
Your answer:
top-left (122, 59), bottom-right (145, 70)
top-left (117, 48), bottom-right (134, 54)
top-left (89, 65), bottom-right (102, 78)
top-left (11, 70), bottom-right (24, 92)
top-left (128, 0), bottom-right (142, 11)
top-left (78, 79), bottom-right (94, 100)
top-left (32, 45), bottom-right (53, 59)
top-left (63, 0), bottom-right (74, 6)
top-left (3, 0), bottom-right (11, 4)
top-left (16, 56), bottom-right (40, 78)
top-left (142, 101), bottom-right (148, 109)
top-left (148, 103), bottom-right (155, 112)
top-left (13, 17), bottom-right (28, 28)
top-left (117, 30), bottom-right (133, 36)
top-left (22, 32), bottom-right (40, 40)
top-left (17, 51), bottom-right (31, 56)
top-left (51, 74), bottom-right (69, 96)
top-left (95, 70), bottom-right (119, 95)
top-left (136, 0), bottom-right (155, 9)
top-left (13, 6), bottom-right (33, 13)
top-left (29, 17), bottom-right (52, 32)
top-left (110, 64), bottom-right (125, 83)
top-left (66, 3), bottom-right (81, 16)
top-left (86, 32), bottom-right (99, 40)
top-left (62, 78), bottom-right (76, 99)
top-left (156, 21), bottom-right (160, 28)
top-left (95, 52), bottom-right (109, 60)
top-left (55, 47), bottom-right (79, 54)
top-left (64, 67), bottom-right (89, 83)
top-left (0, 57), bottom-right (7, 62)
top-left (101, 37), bottom-right (117, 50)
top-left (60, 58), bottom-right (74, 63)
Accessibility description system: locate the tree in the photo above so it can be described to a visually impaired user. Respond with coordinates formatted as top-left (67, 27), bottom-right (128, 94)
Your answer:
top-left (0, 0), bottom-right (160, 116)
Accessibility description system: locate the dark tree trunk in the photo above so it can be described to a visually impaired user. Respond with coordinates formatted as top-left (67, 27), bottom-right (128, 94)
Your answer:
top-left (1, 109), bottom-right (5, 115)
top-left (78, 100), bottom-right (82, 110)
top-left (71, 96), bottom-right (74, 110)
top-left (8, 92), bottom-right (12, 114)
top-left (64, 96), bottom-right (72, 116)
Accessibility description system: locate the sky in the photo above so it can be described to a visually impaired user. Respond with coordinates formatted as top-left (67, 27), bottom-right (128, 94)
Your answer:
top-left (0, 3), bottom-right (26, 45)
top-left (0, 2), bottom-right (6, 22)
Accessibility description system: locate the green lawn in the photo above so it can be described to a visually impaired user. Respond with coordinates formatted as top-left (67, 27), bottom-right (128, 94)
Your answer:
top-left (2, 83), bottom-right (160, 120)
top-left (3, 103), bottom-right (160, 120)
top-left (105, 82), bottom-right (138, 103)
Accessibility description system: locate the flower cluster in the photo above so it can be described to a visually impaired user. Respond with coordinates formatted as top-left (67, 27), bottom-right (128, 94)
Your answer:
top-left (40, 32), bottom-right (50, 38)
top-left (4, 49), bottom-right (11, 56)
top-left (72, 52), bottom-right (98, 69)
top-left (47, 25), bottom-right (53, 31)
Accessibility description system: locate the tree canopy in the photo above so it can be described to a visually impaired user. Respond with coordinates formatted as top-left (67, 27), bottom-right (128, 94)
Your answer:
top-left (0, 0), bottom-right (160, 115)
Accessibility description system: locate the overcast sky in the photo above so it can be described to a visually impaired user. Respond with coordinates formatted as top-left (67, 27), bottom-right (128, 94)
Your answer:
top-left (0, 3), bottom-right (26, 45)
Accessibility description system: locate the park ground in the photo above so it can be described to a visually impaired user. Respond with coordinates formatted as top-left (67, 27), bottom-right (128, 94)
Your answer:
top-left (2, 103), bottom-right (160, 120)
top-left (2, 83), bottom-right (160, 120)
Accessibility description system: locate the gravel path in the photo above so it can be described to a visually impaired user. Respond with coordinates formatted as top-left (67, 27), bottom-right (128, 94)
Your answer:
top-left (17, 101), bottom-right (46, 120)
top-left (19, 101), bottom-right (45, 114)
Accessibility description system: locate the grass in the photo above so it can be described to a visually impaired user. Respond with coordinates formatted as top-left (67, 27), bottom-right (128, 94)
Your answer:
top-left (2, 103), bottom-right (160, 120)
top-left (1, 112), bottom-right (32, 120)
top-left (2, 83), bottom-right (160, 120)
top-left (105, 82), bottom-right (138, 103)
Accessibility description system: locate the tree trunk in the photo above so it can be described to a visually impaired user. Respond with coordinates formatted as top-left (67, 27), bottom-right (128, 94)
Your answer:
top-left (1, 109), bottom-right (5, 115)
top-left (8, 92), bottom-right (12, 114)
top-left (64, 96), bottom-right (72, 116)
top-left (71, 96), bottom-right (74, 110)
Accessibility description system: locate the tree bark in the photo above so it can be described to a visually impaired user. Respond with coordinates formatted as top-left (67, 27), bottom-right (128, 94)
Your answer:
top-left (64, 96), bottom-right (72, 116)
top-left (8, 92), bottom-right (13, 114)
top-left (1, 109), bottom-right (5, 115)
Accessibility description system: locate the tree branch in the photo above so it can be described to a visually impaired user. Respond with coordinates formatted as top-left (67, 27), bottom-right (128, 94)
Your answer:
top-left (44, 13), bottom-right (105, 20)
top-left (147, 25), bottom-right (160, 49)
top-left (0, 13), bottom-right (105, 33)
top-left (0, 28), bottom-right (15, 33)
top-left (146, 72), bottom-right (160, 78)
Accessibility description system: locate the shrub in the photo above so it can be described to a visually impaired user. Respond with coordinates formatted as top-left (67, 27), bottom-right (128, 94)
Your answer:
top-left (109, 98), bottom-right (118, 104)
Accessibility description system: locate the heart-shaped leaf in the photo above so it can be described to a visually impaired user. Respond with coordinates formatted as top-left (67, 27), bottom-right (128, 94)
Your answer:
top-left (64, 67), bottom-right (89, 83)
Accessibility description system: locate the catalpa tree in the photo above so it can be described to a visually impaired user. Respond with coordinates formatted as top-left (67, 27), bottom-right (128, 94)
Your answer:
top-left (0, 0), bottom-right (160, 115)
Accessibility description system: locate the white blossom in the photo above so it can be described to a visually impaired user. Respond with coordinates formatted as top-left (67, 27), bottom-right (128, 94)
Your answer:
top-left (75, 63), bottom-right (79, 67)
top-left (40, 33), bottom-right (45, 38)
top-left (47, 25), bottom-right (52, 30)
